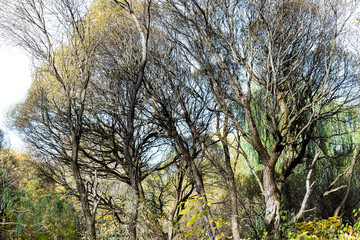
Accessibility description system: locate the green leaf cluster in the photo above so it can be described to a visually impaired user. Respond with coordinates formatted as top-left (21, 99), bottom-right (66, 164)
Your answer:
top-left (1, 176), bottom-right (81, 239)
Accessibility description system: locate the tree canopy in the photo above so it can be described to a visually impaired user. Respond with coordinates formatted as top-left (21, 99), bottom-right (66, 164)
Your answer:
top-left (1, 0), bottom-right (360, 239)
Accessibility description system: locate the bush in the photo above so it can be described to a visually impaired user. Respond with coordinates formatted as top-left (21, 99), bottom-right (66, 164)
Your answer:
top-left (1, 179), bottom-right (81, 239)
top-left (285, 211), bottom-right (360, 240)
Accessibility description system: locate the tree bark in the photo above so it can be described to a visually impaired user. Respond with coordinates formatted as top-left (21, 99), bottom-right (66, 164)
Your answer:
top-left (263, 164), bottom-right (281, 240)
top-left (292, 153), bottom-right (319, 223)
top-left (168, 128), bottom-right (218, 239)
top-left (226, 176), bottom-right (241, 240)
top-left (129, 179), bottom-right (139, 240)
top-left (188, 159), bottom-right (218, 239)
top-left (71, 161), bottom-right (96, 240)
top-left (334, 149), bottom-right (358, 216)
top-left (221, 124), bottom-right (241, 240)
top-left (113, 1), bottom-right (150, 238)
top-left (68, 99), bottom-right (96, 240)
top-left (184, 111), bottom-right (241, 239)
top-left (123, 124), bottom-right (139, 240)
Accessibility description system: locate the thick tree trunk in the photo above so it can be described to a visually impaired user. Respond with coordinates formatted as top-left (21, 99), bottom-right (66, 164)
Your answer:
top-left (129, 181), bottom-right (139, 240)
top-left (263, 164), bottom-right (281, 240)
top-left (124, 138), bottom-right (139, 240)
top-left (226, 176), bottom-right (241, 240)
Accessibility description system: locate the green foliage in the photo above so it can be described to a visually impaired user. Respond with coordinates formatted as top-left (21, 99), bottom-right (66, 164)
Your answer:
top-left (1, 178), bottom-right (81, 239)
top-left (178, 195), bottom-right (232, 239)
top-left (284, 211), bottom-right (360, 240)
top-left (2, 0), bottom-right (360, 239)
top-left (96, 209), bottom-right (125, 239)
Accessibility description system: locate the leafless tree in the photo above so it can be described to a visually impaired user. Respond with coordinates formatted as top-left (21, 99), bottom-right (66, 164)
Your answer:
top-left (1, 0), bottom-right (101, 238)
top-left (3, 0), bottom-right (359, 239)
top-left (161, 0), bottom-right (359, 238)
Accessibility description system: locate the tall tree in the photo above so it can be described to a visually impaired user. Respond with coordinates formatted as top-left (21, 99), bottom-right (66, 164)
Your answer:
top-left (142, 42), bottom-right (223, 238)
top-left (1, 0), bottom-right (100, 238)
top-left (100, 1), bottom-right (157, 238)
top-left (161, 0), bottom-right (359, 238)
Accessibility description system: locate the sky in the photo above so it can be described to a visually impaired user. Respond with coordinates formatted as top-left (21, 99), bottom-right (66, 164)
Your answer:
top-left (0, 46), bottom-right (32, 151)
top-left (0, 3), bottom-right (358, 153)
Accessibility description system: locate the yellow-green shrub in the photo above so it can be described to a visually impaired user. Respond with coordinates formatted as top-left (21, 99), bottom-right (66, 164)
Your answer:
top-left (286, 212), bottom-right (360, 240)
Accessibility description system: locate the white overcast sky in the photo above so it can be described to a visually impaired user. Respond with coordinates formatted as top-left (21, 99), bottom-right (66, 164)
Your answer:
top-left (0, 46), bottom-right (32, 151)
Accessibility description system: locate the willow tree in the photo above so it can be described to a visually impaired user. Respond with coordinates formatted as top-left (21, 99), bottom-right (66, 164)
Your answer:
top-left (162, 0), bottom-right (360, 238)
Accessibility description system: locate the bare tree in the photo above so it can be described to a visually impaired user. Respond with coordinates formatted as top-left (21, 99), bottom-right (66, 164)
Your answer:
top-left (161, 0), bottom-right (359, 238)
top-left (4, 1), bottom-right (171, 238)
top-left (3, 0), bottom-right (359, 239)
top-left (1, 0), bottom-right (101, 239)
top-left (103, 1), bottom-right (156, 239)
top-left (141, 38), bottom-right (225, 238)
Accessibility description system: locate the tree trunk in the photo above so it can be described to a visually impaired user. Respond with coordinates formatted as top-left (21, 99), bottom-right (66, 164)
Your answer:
top-left (168, 218), bottom-right (174, 240)
top-left (71, 162), bottom-right (96, 240)
top-left (69, 119), bottom-right (96, 240)
top-left (221, 124), bottom-right (241, 240)
top-left (129, 181), bottom-right (139, 240)
top-left (188, 157), bottom-right (218, 240)
top-left (170, 131), bottom-right (218, 239)
top-left (124, 139), bottom-right (139, 240)
top-left (226, 176), bottom-right (241, 240)
top-left (185, 113), bottom-right (240, 239)
top-left (263, 164), bottom-right (281, 240)
top-left (334, 149), bottom-right (358, 216)
top-left (168, 206), bottom-right (178, 240)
